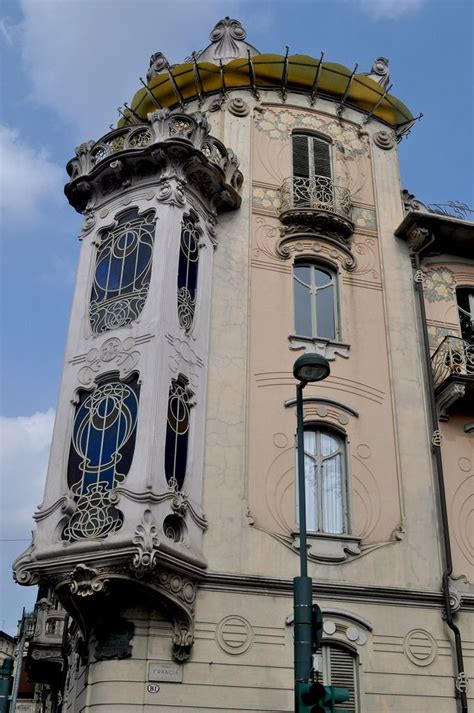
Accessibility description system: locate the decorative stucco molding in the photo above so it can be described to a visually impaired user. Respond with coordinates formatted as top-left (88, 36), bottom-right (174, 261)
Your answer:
top-left (373, 130), bottom-right (396, 150)
top-left (65, 111), bottom-right (243, 215)
top-left (131, 510), bottom-right (160, 575)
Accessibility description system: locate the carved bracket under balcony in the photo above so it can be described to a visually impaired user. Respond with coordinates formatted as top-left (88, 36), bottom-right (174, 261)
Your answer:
top-left (65, 110), bottom-right (243, 214)
top-left (280, 176), bottom-right (354, 241)
top-left (45, 560), bottom-right (200, 663)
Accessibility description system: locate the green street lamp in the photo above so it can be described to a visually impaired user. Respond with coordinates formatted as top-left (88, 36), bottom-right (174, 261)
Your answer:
top-left (293, 353), bottom-right (330, 710)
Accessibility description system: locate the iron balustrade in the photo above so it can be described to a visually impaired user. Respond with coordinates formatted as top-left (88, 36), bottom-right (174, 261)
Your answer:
top-left (280, 175), bottom-right (352, 222)
top-left (431, 335), bottom-right (474, 388)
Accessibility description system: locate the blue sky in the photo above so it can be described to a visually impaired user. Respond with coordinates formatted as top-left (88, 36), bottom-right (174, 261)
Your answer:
top-left (0, 0), bottom-right (472, 634)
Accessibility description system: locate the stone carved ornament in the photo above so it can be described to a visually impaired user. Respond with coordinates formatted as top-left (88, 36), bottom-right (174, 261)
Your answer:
top-left (65, 110), bottom-right (243, 215)
top-left (57, 555), bottom-right (199, 662)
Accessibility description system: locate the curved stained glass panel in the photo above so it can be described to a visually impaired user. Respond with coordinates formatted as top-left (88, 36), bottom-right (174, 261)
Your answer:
top-left (164, 377), bottom-right (191, 490)
top-left (177, 215), bottom-right (200, 331)
top-left (90, 208), bottom-right (155, 334)
top-left (63, 374), bottom-right (140, 541)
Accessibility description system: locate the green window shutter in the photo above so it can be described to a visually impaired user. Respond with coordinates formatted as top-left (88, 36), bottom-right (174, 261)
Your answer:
top-left (312, 137), bottom-right (331, 178)
top-left (292, 134), bottom-right (310, 178)
top-left (329, 646), bottom-right (357, 712)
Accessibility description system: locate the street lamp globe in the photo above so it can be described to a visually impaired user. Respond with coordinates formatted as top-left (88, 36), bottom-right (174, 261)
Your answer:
top-left (293, 353), bottom-right (330, 383)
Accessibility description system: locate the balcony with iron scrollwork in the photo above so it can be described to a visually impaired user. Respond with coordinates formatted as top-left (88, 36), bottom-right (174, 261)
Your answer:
top-left (279, 175), bottom-right (354, 241)
top-left (431, 335), bottom-right (474, 420)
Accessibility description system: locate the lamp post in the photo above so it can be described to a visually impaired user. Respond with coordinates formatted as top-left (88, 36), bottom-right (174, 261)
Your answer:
top-left (293, 353), bottom-right (330, 709)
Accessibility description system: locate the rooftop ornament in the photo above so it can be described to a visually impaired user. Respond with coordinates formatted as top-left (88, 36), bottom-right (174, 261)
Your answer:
top-left (118, 19), bottom-right (415, 135)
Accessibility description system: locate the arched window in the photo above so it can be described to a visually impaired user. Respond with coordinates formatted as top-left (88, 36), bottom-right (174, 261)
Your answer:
top-left (90, 207), bottom-right (155, 334)
top-left (298, 427), bottom-right (347, 534)
top-left (293, 263), bottom-right (339, 340)
top-left (164, 376), bottom-right (192, 490)
top-left (321, 643), bottom-right (359, 712)
top-left (177, 214), bottom-right (200, 331)
top-left (64, 374), bottom-right (140, 541)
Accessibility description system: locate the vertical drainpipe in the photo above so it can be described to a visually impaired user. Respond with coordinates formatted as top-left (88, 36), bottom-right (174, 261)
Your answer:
top-left (412, 233), bottom-right (468, 713)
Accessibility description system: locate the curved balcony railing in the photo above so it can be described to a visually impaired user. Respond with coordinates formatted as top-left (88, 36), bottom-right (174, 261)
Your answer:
top-left (280, 175), bottom-right (352, 222)
top-left (431, 335), bottom-right (474, 388)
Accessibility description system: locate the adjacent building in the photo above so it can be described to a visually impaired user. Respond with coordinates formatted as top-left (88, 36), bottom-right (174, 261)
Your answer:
top-left (14, 17), bottom-right (473, 712)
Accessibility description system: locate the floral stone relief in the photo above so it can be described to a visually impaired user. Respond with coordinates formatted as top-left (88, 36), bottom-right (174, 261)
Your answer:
top-left (255, 108), bottom-right (369, 158)
top-left (424, 267), bottom-right (456, 302)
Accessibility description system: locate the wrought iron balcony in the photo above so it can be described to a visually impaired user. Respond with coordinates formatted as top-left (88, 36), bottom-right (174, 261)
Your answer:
top-left (431, 336), bottom-right (474, 420)
top-left (432, 336), bottom-right (474, 388)
top-left (280, 175), bottom-right (353, 239)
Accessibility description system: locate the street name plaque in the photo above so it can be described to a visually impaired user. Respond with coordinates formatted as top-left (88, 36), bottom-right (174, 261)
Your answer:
top-left (149, 661), bottom-right (183, 683)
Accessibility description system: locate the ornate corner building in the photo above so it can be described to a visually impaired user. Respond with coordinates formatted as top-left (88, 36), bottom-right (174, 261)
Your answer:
top-left (14, 17), bottom-right (473, 713)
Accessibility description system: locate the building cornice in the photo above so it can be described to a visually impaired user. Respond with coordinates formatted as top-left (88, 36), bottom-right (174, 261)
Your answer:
top-left (201, 571), bottom-right (474, 611)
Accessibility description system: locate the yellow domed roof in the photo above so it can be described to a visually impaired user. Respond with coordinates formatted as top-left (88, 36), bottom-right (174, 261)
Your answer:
top-left (120, 53), bottom-right (413, 130)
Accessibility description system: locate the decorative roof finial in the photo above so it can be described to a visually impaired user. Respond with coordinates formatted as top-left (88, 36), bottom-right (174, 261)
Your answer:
top-left (364, 57), bottom-right (390, 90)
top-left (147, 52), bottom-right (169, 83)
top-left (196, 17), bottom-right (260, 65)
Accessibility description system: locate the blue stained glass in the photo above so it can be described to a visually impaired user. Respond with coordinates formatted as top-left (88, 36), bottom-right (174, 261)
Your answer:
top-left (164, 377), bottom-right (191, 490)
top-left (90, 208), bottom-right (155, 334)
top-left (67, 375), bottom-right (140, 496)
top-left (177, 215), bottom-right (200, 331)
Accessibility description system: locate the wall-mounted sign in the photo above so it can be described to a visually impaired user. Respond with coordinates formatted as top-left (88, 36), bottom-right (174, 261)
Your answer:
top-left (149, 661), bottom-right (183, 683)
top-left (146, 683), bottom-right (160, 694)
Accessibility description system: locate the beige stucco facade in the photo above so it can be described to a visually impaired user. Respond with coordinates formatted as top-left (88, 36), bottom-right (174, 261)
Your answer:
top-left (14, 18), bottom-right (473, 713)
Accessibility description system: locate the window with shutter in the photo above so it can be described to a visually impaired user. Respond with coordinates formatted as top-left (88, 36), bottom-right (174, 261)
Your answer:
top-left (322, 644), bottom-right (359, 712)
top-left (292, 133), bottom-right (332, 179)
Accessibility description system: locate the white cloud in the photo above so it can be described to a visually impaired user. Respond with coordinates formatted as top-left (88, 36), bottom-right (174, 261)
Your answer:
top-left (0, 409), bottom-right (55, 537)
top-left (357, 0), bottom-right (425, 19)
top-left (18, 0), bottom-right (244, 140)
top-left (0, 410), bottom-right (54, 634)
top-left (0, 125), bottom-right (63, 224)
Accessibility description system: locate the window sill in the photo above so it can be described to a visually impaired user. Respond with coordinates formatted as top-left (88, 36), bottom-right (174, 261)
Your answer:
top-left (289, 335), bottom-right (350, 361)
top-left (293, 531), bottom-right (361, 562)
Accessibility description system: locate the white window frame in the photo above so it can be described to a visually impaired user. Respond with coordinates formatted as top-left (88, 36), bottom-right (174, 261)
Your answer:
top-left (293, 262), bottom-right (340, 341)
top-left (296, 426), bottom-right (349, 535)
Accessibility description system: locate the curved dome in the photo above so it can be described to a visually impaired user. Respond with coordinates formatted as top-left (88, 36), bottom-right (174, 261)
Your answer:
top-left (120, 53), bottom-right (413, 130)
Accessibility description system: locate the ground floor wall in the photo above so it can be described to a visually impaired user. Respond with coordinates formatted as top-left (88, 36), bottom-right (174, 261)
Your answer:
top-left (64, 584), bottom-right (474, 712)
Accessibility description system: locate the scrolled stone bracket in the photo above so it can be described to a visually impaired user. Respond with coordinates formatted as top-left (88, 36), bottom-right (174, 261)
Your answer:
top-left (69, 564), bottom-right (109, 597)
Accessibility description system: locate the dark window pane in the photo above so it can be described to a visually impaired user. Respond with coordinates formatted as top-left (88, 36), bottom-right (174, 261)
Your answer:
top-left (457, 288), bottom-right (474, 343)
top-left (177, 216), bottom-right (200, 331)
top-left (294, 264), bottom-right (311, 286)
top-left (315, 268), bottom-right (332, 288)
top-left (164, 377), bottom-right (191, 490)
top-left (64, 375), bottom-right (140, 542)
top-left (294, 278), bottom-right (312, 336)
top-left (90, 208), bottom-right (155, 334)
top-left (316, 283), bottom-right (335, 339)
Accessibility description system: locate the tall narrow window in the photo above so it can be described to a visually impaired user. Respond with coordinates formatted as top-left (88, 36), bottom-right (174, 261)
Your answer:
top-left (164, 376), bottom-right (191, 490)
top-left (456, 288), bottom-right (474, 343)
top-left (293, 263), bottom-right (338, 340)
top-left (297, 428), bottom-right (346, 534)
top-left (177, 214), bottom-right (200, 331)
top-left (90, 207), bottom-right (155, 334)
top-left (292, 133), bottom-right (332, 208)
top-left (322, 644), bottom-right (359, 712)
top-left (64, 374), bottom-right (140, 541)
top-left (293, 134), bottom-right (332, 180)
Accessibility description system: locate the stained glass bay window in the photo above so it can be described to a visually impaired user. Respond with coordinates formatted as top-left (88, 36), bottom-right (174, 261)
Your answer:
top-left (165, 376), bottom-right (191, 490)
top-left (63, 374), bottom-right (140, 542)
top-left (177, 215), bottom-right (200, 331)
top-left (90, 208), bottom-right (155, 334)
